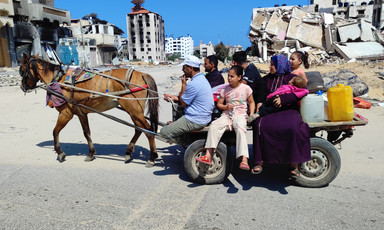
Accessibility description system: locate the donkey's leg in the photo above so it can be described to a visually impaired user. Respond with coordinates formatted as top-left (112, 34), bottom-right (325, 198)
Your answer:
top-left (129, 116), bottom-right (158, 167)
top-left (125, 129), bottom-right (141, 163)
top-left (77, 114), bottom-right (96, 162)
top-left (119, 102), bottom-right (158, 167)
top-left (53, 109), bottom-right (74, 162)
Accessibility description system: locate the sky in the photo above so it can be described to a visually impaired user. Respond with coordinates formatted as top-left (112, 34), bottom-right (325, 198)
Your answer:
top-left (55, 0), bottom-right (310, 49)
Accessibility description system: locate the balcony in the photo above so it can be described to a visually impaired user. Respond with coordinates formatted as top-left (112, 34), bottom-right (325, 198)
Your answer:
top-left (18, 1), bottom-right (70, 25)
top-left (84, 33), bottom-right (115, 46)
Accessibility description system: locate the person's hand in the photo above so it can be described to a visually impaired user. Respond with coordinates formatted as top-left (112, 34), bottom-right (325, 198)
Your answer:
top-left (226, 104), bottom-right (235, 111)
top-left (273, 95), bottom-right (281, 108)
top-left (181, 75), bottom-right (186, 85)
top-left (164, 94), bottom-right (173, 102)
top-left (246, 113), bottom-right (258, 124)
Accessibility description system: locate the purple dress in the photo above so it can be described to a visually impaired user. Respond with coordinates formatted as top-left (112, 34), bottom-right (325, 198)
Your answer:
top-left (253, 73), bottom-right (311, 164)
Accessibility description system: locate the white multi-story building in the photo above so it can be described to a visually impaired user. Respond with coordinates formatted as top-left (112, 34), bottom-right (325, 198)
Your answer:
top-left (165, 35), bottom-right (194, 58)
top-left (199, 41), bottom-right (215, 58)
top-left (126, 4), bottom-right (165, 62)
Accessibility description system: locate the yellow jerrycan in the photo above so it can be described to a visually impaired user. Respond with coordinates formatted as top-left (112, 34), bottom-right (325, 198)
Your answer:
top-left (327, 84), bottom-right (354, 121)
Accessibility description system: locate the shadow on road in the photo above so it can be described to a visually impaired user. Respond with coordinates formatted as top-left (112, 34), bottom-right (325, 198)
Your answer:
top-left (37, 141), bottom-right (293, 193)
top-left (37, 140), bottom-right (154, 163)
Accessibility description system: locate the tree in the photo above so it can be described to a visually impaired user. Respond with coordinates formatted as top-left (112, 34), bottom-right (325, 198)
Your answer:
top-left (167, 52), bottom-right (181, 61)
top-left (214, 42), bottom-right (229, 62)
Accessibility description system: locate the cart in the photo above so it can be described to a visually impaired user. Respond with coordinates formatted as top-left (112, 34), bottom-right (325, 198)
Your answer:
top-left (160, 104), bottom-right (368, 188)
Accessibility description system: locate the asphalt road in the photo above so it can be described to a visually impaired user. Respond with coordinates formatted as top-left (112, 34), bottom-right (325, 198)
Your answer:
top-left (0, 86), bottom-right (383, 230)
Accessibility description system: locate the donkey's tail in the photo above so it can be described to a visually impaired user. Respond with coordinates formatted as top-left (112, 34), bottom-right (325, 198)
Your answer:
top-left (142, 74), bottom-right (159, 132)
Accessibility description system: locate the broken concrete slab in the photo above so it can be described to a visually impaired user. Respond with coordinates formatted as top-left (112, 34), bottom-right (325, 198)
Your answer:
top-left (265, 11), bottom-right (288, 36)
top-left (333, 42), bottom-right (384, 60)
top-left (322, 13), bottom-right (334, 25)
top-left (250, 13), bottom-right (268, 32)
top-left (286, 17), bottom-right (323, 48)
top-left (360, 20), bottom-right (375, 42)
top-left (337, 22), bottom-right (361, 42)
top-left (291, 7), bottom-right (307, 19)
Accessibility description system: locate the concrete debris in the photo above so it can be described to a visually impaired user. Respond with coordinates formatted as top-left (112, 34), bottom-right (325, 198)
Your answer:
top-left (249, 6), bottom-right (384, 64)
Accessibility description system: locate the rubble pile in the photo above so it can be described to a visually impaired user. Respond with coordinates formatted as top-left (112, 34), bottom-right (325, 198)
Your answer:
top-left (0, 69), bottom-right (21, 87)
top-left (249, 6), bottom-right (384, 64)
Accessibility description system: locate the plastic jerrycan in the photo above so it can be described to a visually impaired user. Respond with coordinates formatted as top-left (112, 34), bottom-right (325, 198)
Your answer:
top-left (327, 84), bottom-right (354, 121)
top-left (300, 92), bottom-right (324, 123)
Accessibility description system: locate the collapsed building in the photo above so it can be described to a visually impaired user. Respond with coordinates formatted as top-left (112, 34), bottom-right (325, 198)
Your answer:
top-left (248, 3), bottom-right (384, 64)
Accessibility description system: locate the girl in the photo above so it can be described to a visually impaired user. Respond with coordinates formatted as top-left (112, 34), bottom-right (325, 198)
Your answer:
top-left (197, 65), bottom-right (255, 170)
top-left (289, 51), bottom-right (309, 82)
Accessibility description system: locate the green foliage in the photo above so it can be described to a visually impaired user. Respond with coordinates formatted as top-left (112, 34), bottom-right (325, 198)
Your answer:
top-left (214, 42), bottom-right (229, 62)
top-left (194, 50), bottom-right (200, 58)
top-left (167, 53), bottom-right (181, 61)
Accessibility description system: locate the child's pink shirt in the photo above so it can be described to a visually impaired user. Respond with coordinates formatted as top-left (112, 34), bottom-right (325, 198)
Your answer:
top-left (220, 83), bottom-right (253, 117)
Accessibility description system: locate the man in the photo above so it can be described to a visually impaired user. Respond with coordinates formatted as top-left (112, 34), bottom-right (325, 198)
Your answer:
top-left (204, 55), bottom-right (225, 88)
top-left (160, 55), bottom-right (214, 142)
top-left (232, 51), bottom-right (266, 110)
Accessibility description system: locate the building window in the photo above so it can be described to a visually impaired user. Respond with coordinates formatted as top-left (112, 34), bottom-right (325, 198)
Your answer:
top-left (148, 48), bottom-right (151, 51)
top-left (146, 23), bottom-right (150, 27)
top-left (147, 40), bottom-right (151, 43)
top-left (332, 0), bottom-right (337, 5)
top-left (141, 48), bottom-right (145, 51)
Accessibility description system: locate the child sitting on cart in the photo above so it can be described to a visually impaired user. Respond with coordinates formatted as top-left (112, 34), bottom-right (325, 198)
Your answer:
top-left (197, 65), bottom-right (255, 170)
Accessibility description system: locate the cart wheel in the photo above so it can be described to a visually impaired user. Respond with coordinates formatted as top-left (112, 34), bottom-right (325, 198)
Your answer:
top-left (183, 139), bottom-right (232, 185)
top-left (294, 137), bottom-right (341, 188)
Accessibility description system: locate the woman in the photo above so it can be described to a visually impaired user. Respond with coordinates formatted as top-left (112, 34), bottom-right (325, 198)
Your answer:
top-left (251, 55), bottom-right (311, 177)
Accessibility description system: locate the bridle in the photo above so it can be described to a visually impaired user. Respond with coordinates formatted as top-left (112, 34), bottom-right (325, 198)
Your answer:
top-left (20, 57), bottom-right (63, 92)
top-left (20, 58), bottom-right (39, 92)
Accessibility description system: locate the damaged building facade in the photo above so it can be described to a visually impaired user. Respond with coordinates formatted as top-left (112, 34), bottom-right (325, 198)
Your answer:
top-left (0, 0), bottom-right (71, 67)
top-left (0, 0), bottom-right (15, 67)
top-left (66, 18), bottom-right (125, 67)
top-left (249, 2), bottom-right (384, 63)
top-left (8, 0), bottom-right (70, 67)
top-left (126, 3), bottom-right (165, 62)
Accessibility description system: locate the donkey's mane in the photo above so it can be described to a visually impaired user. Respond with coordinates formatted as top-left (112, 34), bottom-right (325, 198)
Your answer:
top-left (29, 58), bottom-right (58, 77)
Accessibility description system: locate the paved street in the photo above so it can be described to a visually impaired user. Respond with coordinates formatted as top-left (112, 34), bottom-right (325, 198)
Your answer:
top-left (0, 85), bottom-right (383, 229)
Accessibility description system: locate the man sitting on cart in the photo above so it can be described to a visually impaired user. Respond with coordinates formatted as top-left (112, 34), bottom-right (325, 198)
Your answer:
top-left (160, 55), bottom-right (214, 143)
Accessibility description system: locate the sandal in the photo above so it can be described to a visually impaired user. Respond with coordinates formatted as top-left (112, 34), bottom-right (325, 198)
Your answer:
top-left (251, 164), bottom-right (263, 174)
top-left (239, 162), bottom-right (250, 171)
top-left (289, 168), bottom-right (300, 178)
top-left (196, 155), bottom-right (212, 165)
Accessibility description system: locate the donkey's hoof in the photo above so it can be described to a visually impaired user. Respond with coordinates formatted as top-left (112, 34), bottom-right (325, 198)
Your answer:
top-left (124, 154), bottom-right (132, 163)
top-left (84, 156), bottom-right (95, 162)
top-left (57, 153), bottom-right (66, 162)
top-left (145, 160), bottom-right (155, 168)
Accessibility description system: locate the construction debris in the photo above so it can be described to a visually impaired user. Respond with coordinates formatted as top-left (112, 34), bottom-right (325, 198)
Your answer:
top-left (249, 6), bottom-right (384, 64)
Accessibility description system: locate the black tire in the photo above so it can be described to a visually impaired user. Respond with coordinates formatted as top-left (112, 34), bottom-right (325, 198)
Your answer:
top-left (183, 139), bottom-right (232, 185)
top-left (294, 137), bottom-right (341, 188)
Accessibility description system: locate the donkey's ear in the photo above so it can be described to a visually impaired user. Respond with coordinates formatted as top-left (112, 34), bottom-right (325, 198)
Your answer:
top-left (23, 53), bottom-right (29, 59)
top-left (34, 53), bottom-right (39, 59)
